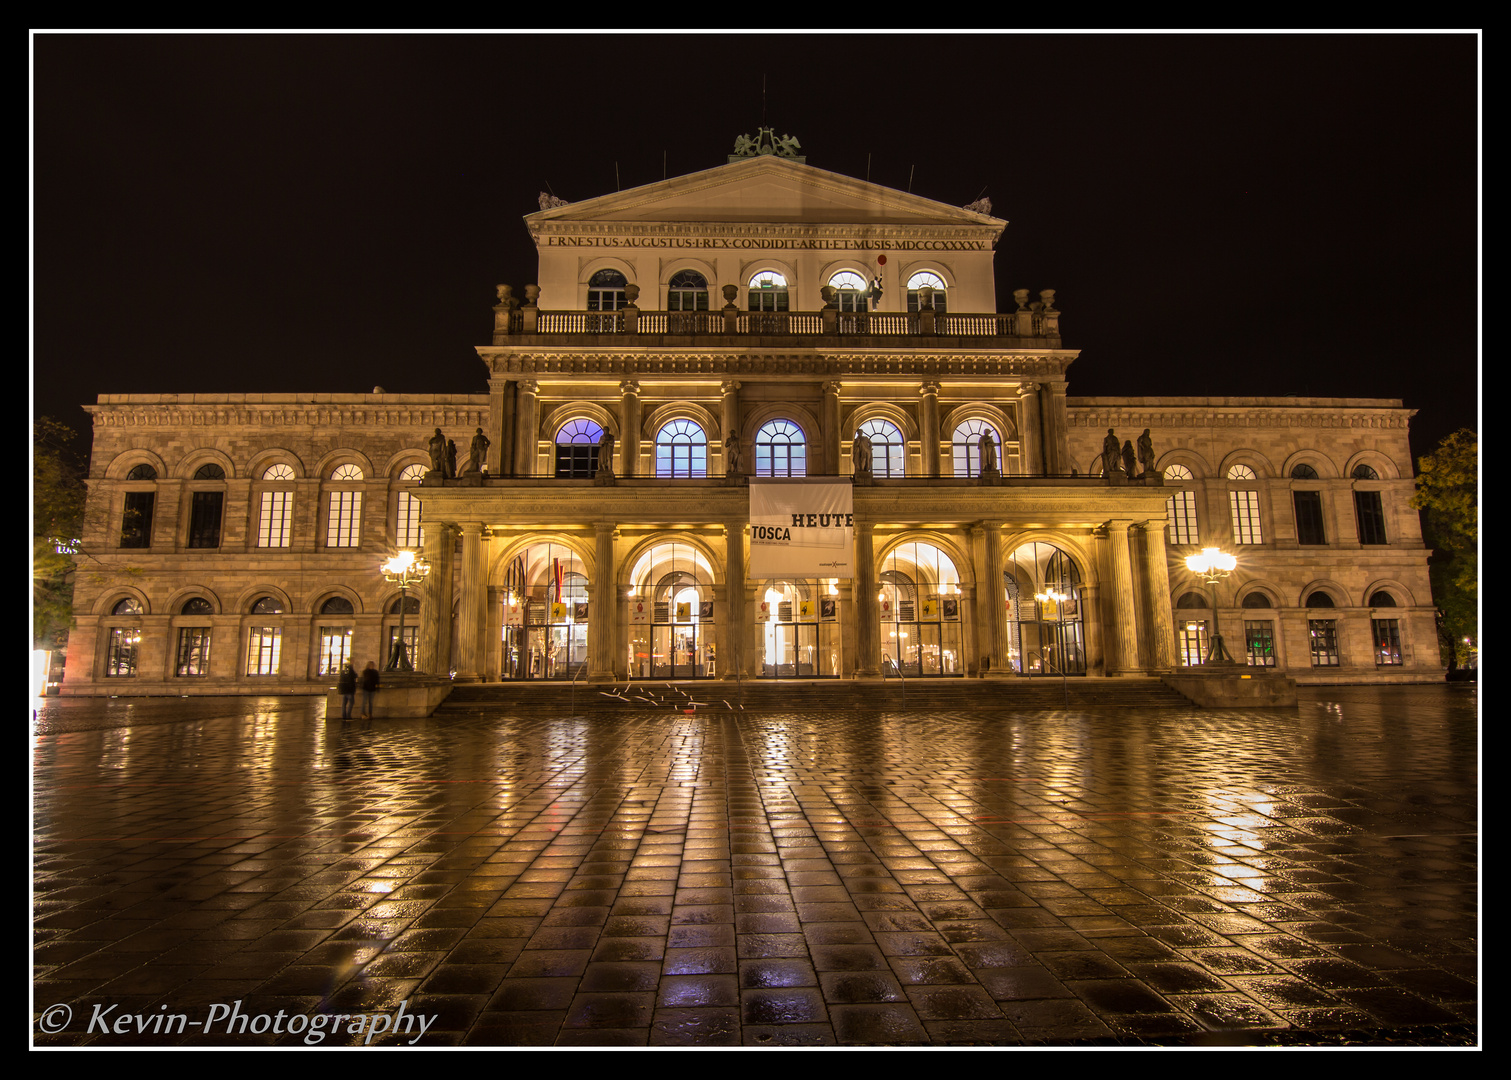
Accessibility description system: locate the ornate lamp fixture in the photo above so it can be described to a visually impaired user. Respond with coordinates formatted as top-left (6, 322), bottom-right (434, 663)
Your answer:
top-left (1184, 547), bottom-right (1238, 664)
top-left (382, 550), bottom-right (431, 672)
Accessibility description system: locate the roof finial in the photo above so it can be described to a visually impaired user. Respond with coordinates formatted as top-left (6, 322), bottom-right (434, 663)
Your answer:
top-left (729, 128), bottom-right (804, 164)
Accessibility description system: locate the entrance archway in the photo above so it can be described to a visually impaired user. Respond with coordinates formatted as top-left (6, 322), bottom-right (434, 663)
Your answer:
top-left (878, 541), bottom-right (964, 677)
top-left (1006, 542), bottom-right (1086, 675)
top-left (500, 541), bottom-right (588, 680)
top-left (626, 541), bottom-right (716, 679)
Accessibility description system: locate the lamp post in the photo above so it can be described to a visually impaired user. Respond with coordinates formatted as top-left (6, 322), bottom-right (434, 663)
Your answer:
top-left (382, 550), bottom-right (431, 672)
top-left (1035, 587), bottom-right (1073, 705)
top-left (1184, 546), bottom-right (1237, 665)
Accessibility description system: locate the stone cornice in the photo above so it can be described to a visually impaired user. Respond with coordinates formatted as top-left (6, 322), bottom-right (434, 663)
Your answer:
top-left (477, 348), bottom-right (1077, 380)
top-left (528, 220), bottom-right (1002, 247)
top-left (1067, 404), bottom-right (1412, 430)
top-left (86, 401), bottom-right (490, 429)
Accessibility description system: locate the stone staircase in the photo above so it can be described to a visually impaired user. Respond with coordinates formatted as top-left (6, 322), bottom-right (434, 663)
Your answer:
top-left (434, 676), bottom-right (1193, 715)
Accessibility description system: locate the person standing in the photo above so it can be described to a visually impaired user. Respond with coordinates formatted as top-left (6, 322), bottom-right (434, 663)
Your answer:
top-left (360, 661), bottom-right (380, 719)
top-left (337, 662), bottom-right (357, 720)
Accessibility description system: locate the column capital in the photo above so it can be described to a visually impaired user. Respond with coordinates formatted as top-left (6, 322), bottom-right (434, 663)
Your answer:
top-left (822, 380), bottom-right (843, 395)
top-left (619, 378), bottom-right (641, 396)
top-left (918, 380), bottom-right (941, 396)
top-left (720, 379), bottom-right (742, 395)
top-left (518, 377), bottom-right (540, 395)
top-left (1018, 381), bottom-right (1040, 395)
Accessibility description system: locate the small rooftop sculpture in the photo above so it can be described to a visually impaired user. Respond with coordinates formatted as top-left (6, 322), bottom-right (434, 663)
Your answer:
top-left (729, 128), bottom-right (804, 163)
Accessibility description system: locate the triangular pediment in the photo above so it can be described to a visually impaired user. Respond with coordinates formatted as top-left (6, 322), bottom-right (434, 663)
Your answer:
top-left (527, 156), bottom-right (1002, 230)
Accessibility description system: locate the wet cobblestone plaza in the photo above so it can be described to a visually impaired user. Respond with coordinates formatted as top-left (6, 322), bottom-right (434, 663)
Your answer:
top-left (32, 686), bottom-right (1478, 1047)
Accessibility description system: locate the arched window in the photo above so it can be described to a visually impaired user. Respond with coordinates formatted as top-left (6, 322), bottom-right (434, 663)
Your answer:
top-left (1163, 464), bottom-right (1193, 481)
top-left (193, 463), bottom-right (226, 480)
top-left (667, 270), bottom-right (709, 312)
top-left (1369, 590), bottom-right (1398, 607)
top-left (251, 596), bottom-right (283, 614)
top-left (396, 463), bottom-right (427, 548)
top-left (1291, 463), bottom-right (1319, 480)
top-left (587, 269), bottom-right (628, 312)
top-left (320, 596), bottom-right (355, 615)
top-left (555, 419), bottom-right (604, 478)
top-left (1005, 542), bottom-right (1086, 676)
top-left (327, 465), bottom-right (364, 548)
top-left (1226, 464), bottom-right (1257, 480)
top-left (258, 463), bottom-right (295, 548)
top-left (121, 466), bottom-right (157, 549)
top-left (880, 542), bottom-right (967, 677)
top-left (1352, 463), bottom-right (1380, 480)
top-left (112, 597), bottom-right (143, 615)
top-left (1305, 591), bottom-right (1336, 608)
top-left (906, 271), bottom-right (947, 313)
top-left (126, 464), bottom-right (157, 481)
top-left (180, 597), bottom-right (214, 615)
top-left (187, 464), bottom-right (226, 550)
top-left (1176, 592), bottom-right (1209, 609)
top-left (175, 598), bottom-right (213, 676)
top-left (755, 420), bottom-right (806, 477)
top-left (828, 271), bottom-right (868, 312)
top-left (1164, 464), bottom-right (1199, 545)
top-left (748, 271), bottom-right (789, 312)
top-left (1228, 465), bottom-right (1263, 544)
top-left (1242, 592), bottom-right (1273, 608)
top-left (857, 419), bottom-right (905, 478)
top-left (951, 419), bottom-right (1000, 478)
top-left (655, 420), bottom-right (707, 478)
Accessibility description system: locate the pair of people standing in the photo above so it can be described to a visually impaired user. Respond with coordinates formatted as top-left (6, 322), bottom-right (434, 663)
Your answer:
top-left (338, 662), bottom-right (381, 720)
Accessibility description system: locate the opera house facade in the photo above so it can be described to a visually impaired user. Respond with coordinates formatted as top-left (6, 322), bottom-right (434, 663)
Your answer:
top-left (62, 145), bottom-right (1442, 696)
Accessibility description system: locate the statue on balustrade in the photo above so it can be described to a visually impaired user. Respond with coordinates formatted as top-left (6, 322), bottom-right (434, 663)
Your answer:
top-left (979, 430), bottom-right (1001, 480)
top-left (595, 429), bottom-right (616, 485)
top-left (428, 428), bottom-right (446, 478)
top-left (1122, 440), bottom-right (1138, 480)
top-left (446, 439), bottom-right (457, 479)
top-left (465, 428), bottom-right (490, 475)
top-left (1138, 429), bottom-right (1156, 477)
top-left (1102, 428), bottom-right (1121, 482)
top-left (853, 432), bottom-right (873, 481)
top-left (725, 434), bottom-right (742, 477)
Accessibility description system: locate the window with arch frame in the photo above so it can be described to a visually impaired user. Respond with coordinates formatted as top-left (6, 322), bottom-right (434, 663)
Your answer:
top-left (856, 418), bottom-right (906, 478)
top-left (396, 463), bottom-right (427, 548)
top-left (327, 464), bottom-right (364, 547)
top-left (555, 418), bottom-right (604, 479)
top-left (828, 271), bottom-right (868, 312)
top-left (1163, 464), bottom-right (1199, 545)
top-left (747, 271), bottom-right (789, 312)
top-left (655, 420), bottom-right (707, 478)
top-left (951, 419), bottom-right (1000, 478)
top-left (906, 271), bottom-right (948, 313)
top-left (258, 463), bottom-right (295, 548)
top-left (587, 268), bottom-right (629, 311)
top-left (667, 269), bottom-right (709, 312)
top-left (754, 420), bottom-right (806, 477)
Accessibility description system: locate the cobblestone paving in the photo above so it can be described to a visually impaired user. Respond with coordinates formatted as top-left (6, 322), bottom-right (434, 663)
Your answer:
top-left (31, 686), bottom-right (1478, 1047)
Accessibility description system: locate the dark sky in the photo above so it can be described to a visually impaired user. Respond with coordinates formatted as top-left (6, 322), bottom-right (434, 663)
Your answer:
top-left (32, 33), bottom-right (1480, 463)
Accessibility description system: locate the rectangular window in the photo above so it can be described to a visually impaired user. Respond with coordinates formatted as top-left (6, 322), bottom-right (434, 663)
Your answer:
top-left (319, 628), bottom-right (352, 675)
top-left (1354, 491), bottom-right (1388, 545)
top-left (259, 491), bottom-right (293, 547)
top-left (120, 491), bottom-right (155, 548)
top-left (1309, 619), bottom-right (1340, 666)
top-left (1373, 619), bottom-right (1403, 665)
top-left (1244, 621), bottom-right (1276, 667)
top-left (1178, 621), bottom-right (1208, 666)
top-left (1229, 490), bottom-right (1263, 544)
top-left (395, 491), bottom-right (424, 548)
top-left (177, 628), bottom-right (211, 676)
top-left (188, 491), bottom-right (223, 548)
top-left (1294, 491), bottom-right (1327, 545)
top-left (247, 627), bottom-right (282, 675)
top-left (106, 627), bottom-right (139, 676)
top-left (326, 491), bottom-right (363, 547)
top-left (387, 625), bottom-right (418, 667)
top-left (1166, 490), bottom-right (1199, 545)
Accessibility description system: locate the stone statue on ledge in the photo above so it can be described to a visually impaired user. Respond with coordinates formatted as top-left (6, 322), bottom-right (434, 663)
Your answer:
top-left (1102, 428), bottom-right (1122, 483)
top-left (595, 429), bottom-right (616, 485)
top-left (445, 439), bottom-right (457, 479)
top-left (428, 428), bottom-right (446, 478)
top-left (979, 430), bottom-right (1001, 481)
top-left (464, 427), bottom-right (490, 475)
top-left (725, 434), bottom-right (742, 477)
top-left (1122, 440), bottom-right (1138, 481)
top-left (1138, 429), bottom-right (1156, 478)
top-left (853, 432), bottom-right (873, 482)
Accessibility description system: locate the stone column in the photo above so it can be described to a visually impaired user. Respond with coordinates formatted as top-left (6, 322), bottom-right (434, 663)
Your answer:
top-left (982, 523), bottom-right (1007, 674)
top-left (919, 381), bottom-right (941, 477)
top-left (720, 379), bottom-right (741, 456)
top-left (1040, 381), bottom-right (1069, 475)
top-left (486, 378), bottom-right (510, 475)
top-left (589, 523), bottom-right (617, 682)
top-left (417, 522), bottom-right (454, 675)
top-left (619, 380), bottom-right (641, 478)
top-left (513, 378), bottom-right (539, 478)
top-left (1140, 522), bottom-right (1176, 669)
top-left (822, 381), bottom-right (842, 475)
top-left (496, 380), bottom-right (517, 476)
top-left (723, 519), bottom-right (746, 679)
top-left (1104, 522), bottom-right (1141, 675)
top-left (454, 522), bottom-right (486, 681)
top-left (1016, 383), bottom-right (1042, 476)
top-left (853, 519), bottom-right (879, 675)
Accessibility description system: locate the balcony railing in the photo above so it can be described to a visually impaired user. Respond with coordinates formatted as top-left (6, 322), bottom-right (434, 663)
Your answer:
top-left (495, 293), bottom-right (1060, 343)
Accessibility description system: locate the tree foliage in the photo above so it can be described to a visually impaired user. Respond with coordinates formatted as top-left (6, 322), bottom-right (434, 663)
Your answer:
top-left (1411, 429), bottom-right (1478, 670)
top-left (33, 417), bottom-right (87, 648)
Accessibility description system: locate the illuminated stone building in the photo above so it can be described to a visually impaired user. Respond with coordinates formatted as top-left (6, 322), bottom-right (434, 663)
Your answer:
top-left (62, 144), bottom-right (1442, 695)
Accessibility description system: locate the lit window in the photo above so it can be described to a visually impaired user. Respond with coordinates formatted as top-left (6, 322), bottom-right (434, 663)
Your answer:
top-left (1229, 490), bottom-right (1263, 544)
top-left (1372, 619), bottom-right (1402, 665)
top-left (331, 463), bottom-right (364, 481)
top-left (327, 491), bottom-right (363, 547)
top-left (829, 271), bottom-right (868, 312)
top-left (555, 419), bottom-right (604, 479)
top-left (259, 492), bottom-right (293, 548)
top-left (587, 269), bottom-right (628, 311)
top-left (251, 596), bottom-right (283, 614)
top-left (906, 271), bottom-right (947, 313)
top-left (1163, 464), bottom-right (1193, 481)
top-left (951, 419), bottom-right (1000, 478)
top-left (263, 463), bottom-right (295, 481)
top-left (1226, 464), bottom-right (1257, 480)
top-left (247, 627), bottom-right (282, 676)
top-left (1179, 621), bottom-right (1209, 666)
top-left (1166, 490), bottom-right (1199, 545)
top-left (1309, 619), bottom-right (1340, 666)
top-left (318, 628), bottom-right (352, 675)
top-left (1244, 621), bottom-right (1276, 667)
top-left (396, 463), bottom-right (427, 548)
top-left (755, 420), bottom-right (807, 478)
top-left (857, 419), bottom-right (905, 477)
top-left (655, 420), bottom-right (707, 478)
top-left (106, 627), bottom-right (140, 677)
top-left (748, 271), bottom-right (789, 312)
top-left (667, 270), bottom-right (709, 312)
top-left (112, 597), bottom-right (143, 615)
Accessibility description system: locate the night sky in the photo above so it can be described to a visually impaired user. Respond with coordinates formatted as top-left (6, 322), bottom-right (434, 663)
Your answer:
top-left (32, 33), bottom-right (1480, 464)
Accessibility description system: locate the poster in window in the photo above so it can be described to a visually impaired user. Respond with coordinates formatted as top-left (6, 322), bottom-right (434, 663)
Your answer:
top-left (504, 603), bottom-right (524, 626)
top-left (820, 597), bottom-right (837, 621)
top-left (550, 602), bottom-right (567, 622)
top-left (630, 599), bottom-right (649, 624)
top-left (799, 600), bottom-right (813, 619)
top-left (699, 601), bottom-right (715, 621)
top-left (675, 602), bottom-right (691, 621)
top-left (573, 602), bottom-right (588, 621)
top-left (942, 597), bottom-right (959, 620)
top-left (921, 599), bottom-right (938, 619)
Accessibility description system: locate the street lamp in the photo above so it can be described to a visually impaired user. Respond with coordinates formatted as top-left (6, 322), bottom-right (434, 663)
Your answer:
top-left (1184, 546), bottom-right (1237, 665)
top-left (382, 550), bottom-right (431, 671)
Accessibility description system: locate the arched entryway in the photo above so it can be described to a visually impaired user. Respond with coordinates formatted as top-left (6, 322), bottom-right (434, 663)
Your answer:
top-left (1006, 542), bottom-right (1087, 675)
top-left (757, 578), bottom-right (842, 678)
top-left (500, 540), bottom-right (589, 680)
top-left (626, 541), bottom-right (716, 679)
top-left (878, 541), bottom-right (965, 677)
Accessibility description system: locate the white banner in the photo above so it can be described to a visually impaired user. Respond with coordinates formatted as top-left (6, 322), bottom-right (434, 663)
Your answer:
top-left (750, 480), bottom-right (854, 579)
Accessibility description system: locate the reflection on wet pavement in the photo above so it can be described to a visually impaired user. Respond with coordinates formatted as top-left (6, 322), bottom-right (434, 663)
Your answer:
top-left (32, 686), bottom-right (1477, 1046)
